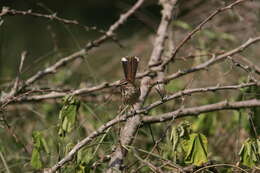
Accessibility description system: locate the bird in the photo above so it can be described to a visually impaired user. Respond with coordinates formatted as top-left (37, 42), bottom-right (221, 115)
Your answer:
top-left (120, 56), bottom-right (140, 106)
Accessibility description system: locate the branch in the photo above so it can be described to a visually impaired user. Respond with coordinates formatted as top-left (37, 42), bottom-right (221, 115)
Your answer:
top-left (45, 0), bottom-right (145, 172)
top-left (3, 74), bottom-right (152, 104)
top-left (44, 113), bottom-right (130, 173)
top-left (142, 99), bottom-right (260, 124)
top-left (43, 81), bottom-right (258, 172)
top-left (236, 54), bottom-right (260, 75)
top-left (13, 81), bottom-right (258, 114)
top-left (133, 150), bottom-right (164, 173)
top-left (0, 7), bottom-right (101, 32)
top-left (0, 0), bottom-right (145, 107)
top-left (144, 82), bottom-right (258, 111)
top-left (44, 98), bottom-right (260, 173)
top-left (164, 36), bottom-right (260, 83)
top-left (107, 0), bottom-right (177, 172)
top-left (15, 82), bottom-right (115, 102)
top-left (1, 69), bottom-right (153, 104)
top-left (162, 0), bottom-right (249, 67)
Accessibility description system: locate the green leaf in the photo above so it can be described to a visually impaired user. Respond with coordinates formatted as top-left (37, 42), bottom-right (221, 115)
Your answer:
top-left (170, 127), bottom-right (180, 152)
top-left (76, 164), bottom-right (87, 173)
top-left (239, 138), bottom-right (260, 168)
top-left (163, 122), bottom-right (208, 165)
top-left (181, 133), bottom-right (208, 166)
top-left (178, 121), bottom-right (192, 138)
top-left (58, 95), bottom-right (80, 137)
top-left (31, 131), bottom-right (49, 169)
top-left (32, 131), bottom-right (43, 149)
top-left (31, 148), bottom-right (42, 169)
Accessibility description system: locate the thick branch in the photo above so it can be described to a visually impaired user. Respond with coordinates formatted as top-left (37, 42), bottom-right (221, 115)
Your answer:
top-left (44, 97), bottom-right (260, 173)
top-left (44, 114), bottom-right (130, 173)
top-left (44, 81), bottom-right (258, 173)
top-left (107, 1), bottom-right (177, 172)
top-left (45, 0), bottom-right (145, 172)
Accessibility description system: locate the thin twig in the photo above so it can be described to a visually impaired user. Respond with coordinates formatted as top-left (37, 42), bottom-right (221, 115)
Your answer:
top-left (0, 7), bottom-right (102, 32)
top-left (162, 0), bottom-right (249, 67)
top-left (164, 36), bottom-right (260, 83)
top-left (0, 0), bottom-right (145, 108)
top-left (236, 54), bottom-right (260, 75)
top-left (192, 163), bottom-right (249, 173)
top-left (133, 149), bottom-right (164, 173)
top-left (0, 151), bottom-right (11, 173)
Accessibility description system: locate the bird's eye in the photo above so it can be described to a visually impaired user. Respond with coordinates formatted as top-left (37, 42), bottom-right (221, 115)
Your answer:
top-left (121, 81), bottom-right (127, 85)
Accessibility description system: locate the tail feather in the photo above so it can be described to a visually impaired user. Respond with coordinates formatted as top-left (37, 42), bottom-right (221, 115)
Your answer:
top-left (121, 56), bottom-right (139, 82)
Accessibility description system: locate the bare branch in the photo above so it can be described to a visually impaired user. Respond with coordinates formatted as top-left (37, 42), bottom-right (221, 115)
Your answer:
top-left (0, 0), bottom-right (145, 107)
top-left (44, 97), bottom-right (260, 173)
top-left (45, 0), bottom-right (145, 172)
top-left (133, 150), bottom-right (164, 173)
top-left (16, 82), bottom-right (114, 102)
top-left (144, 82), bottom-right (258, 111)
top-left (236, 54), bottom-right (260, 75)
top-left (164, 36), bottom-right (260, 83)
top-left (0, 7), bottom-right (100, 32)
top-left (23, 0), bottom-right (145, 88)
top-left (41, 79), bottom-right (257, 173)
top-left (44, 114), bottom-right (129, 173)
top-left (142, 99), bottom-right (260, 124)
top-left (9, 51), bottom-right (27, 96)
top-left (107, 1), bottom-right (177, 172)
top-left (162, 0), bottom-right (250, 67)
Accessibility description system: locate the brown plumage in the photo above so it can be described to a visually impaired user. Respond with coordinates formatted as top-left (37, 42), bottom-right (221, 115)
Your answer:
top-left (120, 56), bottom-right (140, 105)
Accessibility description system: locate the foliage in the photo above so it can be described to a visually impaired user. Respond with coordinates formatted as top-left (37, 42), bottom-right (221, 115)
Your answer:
top-left (163, 121), bottom-right (208, 166)
top-left (31, 131), bottom-right (49, 169)
top-left (181, 133), bottom-right (208, 166)
top-left (58, 95), bottom-right (80, 137)
top-left (239, 138), bottom-right (260, 168)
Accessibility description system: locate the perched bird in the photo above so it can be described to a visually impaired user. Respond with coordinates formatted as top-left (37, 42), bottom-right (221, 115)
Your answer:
top-left (120, 56), bottom-right (140, 106)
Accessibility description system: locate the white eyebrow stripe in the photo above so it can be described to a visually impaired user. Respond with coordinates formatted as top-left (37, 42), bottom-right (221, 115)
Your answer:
top-left (121, 57), bottom-right (128, 62)
top-left (134, 56), bottom-right (140, 62)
